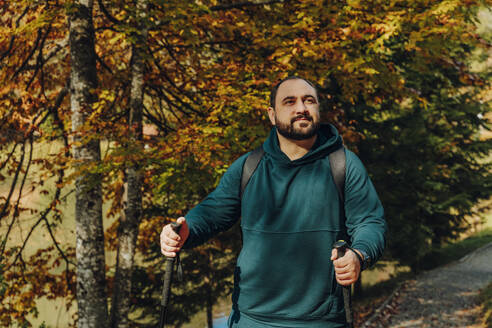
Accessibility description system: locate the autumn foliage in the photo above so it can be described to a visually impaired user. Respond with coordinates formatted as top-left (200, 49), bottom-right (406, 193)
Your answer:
top-left (0, 0), bottom-right (491, 327)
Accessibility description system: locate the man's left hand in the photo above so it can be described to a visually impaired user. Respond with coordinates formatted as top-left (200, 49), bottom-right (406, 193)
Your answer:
top-left (330, 248), bottom-right (361, 286)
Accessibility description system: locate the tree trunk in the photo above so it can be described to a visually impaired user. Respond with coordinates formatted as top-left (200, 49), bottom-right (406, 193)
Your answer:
top-left (109, 1), bottom-right (147, 327)
top-left (69, 1), bottom-right (108, 327)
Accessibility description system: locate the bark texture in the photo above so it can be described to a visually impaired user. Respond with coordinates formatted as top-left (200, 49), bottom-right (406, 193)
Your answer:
top-left (69, 1), bottom-right (109, 327)
top-left (109, 1), bottom-right (147, 327)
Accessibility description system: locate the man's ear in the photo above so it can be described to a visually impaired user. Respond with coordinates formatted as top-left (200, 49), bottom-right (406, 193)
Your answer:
top-left (267, 107), bottom-right (276, 126)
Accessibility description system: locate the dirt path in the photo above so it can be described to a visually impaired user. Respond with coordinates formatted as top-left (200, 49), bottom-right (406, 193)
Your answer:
top-left (364, 242), bottom-right (492, 327)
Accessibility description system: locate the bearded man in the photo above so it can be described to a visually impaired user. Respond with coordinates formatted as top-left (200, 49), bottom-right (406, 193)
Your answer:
top-left (160, 76), bottom-right (387, 327)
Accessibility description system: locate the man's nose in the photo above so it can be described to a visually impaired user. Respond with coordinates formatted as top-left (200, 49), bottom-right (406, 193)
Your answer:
top-left (294, 101), bottom-right (308, 113)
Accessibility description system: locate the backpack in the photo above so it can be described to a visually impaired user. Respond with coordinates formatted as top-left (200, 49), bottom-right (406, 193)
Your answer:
top-left (240, 145), bottom-right (346, 224)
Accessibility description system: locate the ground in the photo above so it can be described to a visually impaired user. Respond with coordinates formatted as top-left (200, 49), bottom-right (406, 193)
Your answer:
top-left (363, 242), bottom-right (492, 327)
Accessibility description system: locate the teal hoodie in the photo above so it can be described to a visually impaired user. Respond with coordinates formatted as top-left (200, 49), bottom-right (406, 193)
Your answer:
top-left (184, 124), bottom-right (386, 327)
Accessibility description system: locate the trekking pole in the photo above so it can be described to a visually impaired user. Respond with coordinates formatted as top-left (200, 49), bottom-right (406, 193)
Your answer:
top-left (159, 222), bottom-right (182, 328)
top-left (333, 240), bottom-right (354, 328)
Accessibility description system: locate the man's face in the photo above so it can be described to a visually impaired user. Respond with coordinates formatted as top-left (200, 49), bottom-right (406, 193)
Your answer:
top-left (268, 78), bottom-right (320, 141)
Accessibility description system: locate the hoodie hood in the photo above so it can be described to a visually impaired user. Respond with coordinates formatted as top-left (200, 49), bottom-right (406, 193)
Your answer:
top-left (263, 123), bottom-right (343, 166)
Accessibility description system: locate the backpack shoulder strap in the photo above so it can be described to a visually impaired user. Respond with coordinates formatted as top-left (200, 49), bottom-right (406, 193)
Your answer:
top-left (329, 146), bottom-right (347, 241)
top-left (240, 146), bottom-right (265, 198)
top-left (329, 146), bottom-right (346, 204)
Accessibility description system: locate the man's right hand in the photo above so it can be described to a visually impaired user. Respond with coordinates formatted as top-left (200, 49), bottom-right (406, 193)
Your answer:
top-left (160, 217), bottom-right (189, 257)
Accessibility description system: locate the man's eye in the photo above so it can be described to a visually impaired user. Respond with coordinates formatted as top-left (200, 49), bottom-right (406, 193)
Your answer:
top-left (305, 98), bottom-right (315, 104)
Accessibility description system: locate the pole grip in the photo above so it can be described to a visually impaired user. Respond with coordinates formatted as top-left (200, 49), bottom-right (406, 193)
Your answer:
top-left (159, 222), bottom-right (182, 328)
top-left (332, 240), bottom-right (354, 328)
top-left (170, 222), bottom-right (182, 234)
top-left (161, 222), bottom-right (182, 307)
top-left (161, 259), bottom-right (175, 307)
top-left (333, 240), bottom-right (348, 259)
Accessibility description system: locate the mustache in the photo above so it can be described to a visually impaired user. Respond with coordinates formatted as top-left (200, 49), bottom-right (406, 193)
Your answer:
top-left (291, 114), bottom-right (313, 123)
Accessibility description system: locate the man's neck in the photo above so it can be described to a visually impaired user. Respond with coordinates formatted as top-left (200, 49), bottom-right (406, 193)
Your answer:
top-left (276, 131), bottom-right (317, 161)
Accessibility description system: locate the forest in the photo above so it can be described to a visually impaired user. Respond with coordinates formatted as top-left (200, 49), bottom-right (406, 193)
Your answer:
top-left (0, 0), bottom-right (491, 327)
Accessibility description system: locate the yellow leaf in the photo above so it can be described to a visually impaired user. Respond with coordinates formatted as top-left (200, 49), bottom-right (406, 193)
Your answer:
top-left (278, 54), bottom-right (292, 65)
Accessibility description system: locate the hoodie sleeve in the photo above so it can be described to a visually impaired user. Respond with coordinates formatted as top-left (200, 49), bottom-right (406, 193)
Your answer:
top-left (344, 149), bottom-right (387, 266)
top-left (183, 153), bottom-right (248, 248)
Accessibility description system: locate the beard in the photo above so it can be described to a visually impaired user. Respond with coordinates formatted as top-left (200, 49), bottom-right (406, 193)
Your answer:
top-left (275, 113), bottom-right (320, 140)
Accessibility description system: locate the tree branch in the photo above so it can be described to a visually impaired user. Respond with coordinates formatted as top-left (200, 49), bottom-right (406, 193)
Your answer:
top-left (152, 37), bottom-right (189, 78)
top-left (96, 0), bottom-right (123, 25)
top-left (146, 83), bottom-right (203, 119)
top-left (0, 142), bottom-right (19, 172)
top-left (0, 136), bottom-right (34, 255)
top-left (42, 37), bottom-right (69, 66)
top-left (12, 29), bottom-right (43, 80)
top-left (0, 4), bottom-right (30, 63)
top-left (149, 94), bottom-right (168, 125)
top-left (151, 38), bottom-right (239, 51)
top-left (148, 49), bottom-right (207, 110)
top-left (43, 205), bottom-right (75, 268)
top-left (95, 51), bottom-right (114, 74)
top-left (26, 23), bottom-right (53, 91)
top-left (0, 142), bottom-right (26, 222)
top-left (142, 104), bottom-right (175, 133)
top-left (47, 80), bottom-right (75, 283)
top-left (210, 0), bottom-right (291, 11)
top-left (49, 82), bottom-right (70, 152)
top-left (0, 35), bottom-right (16, 64)
top-left (0, 84), bottom-right (68, 253)
top-left (4, 132), bottom-right (72, 270)
top-left (5, 215), bottom-right (43, 271)
top-left (149, 87), bottom-right (185, 125)
top-left (94, 25), bottom-right (121, 35)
